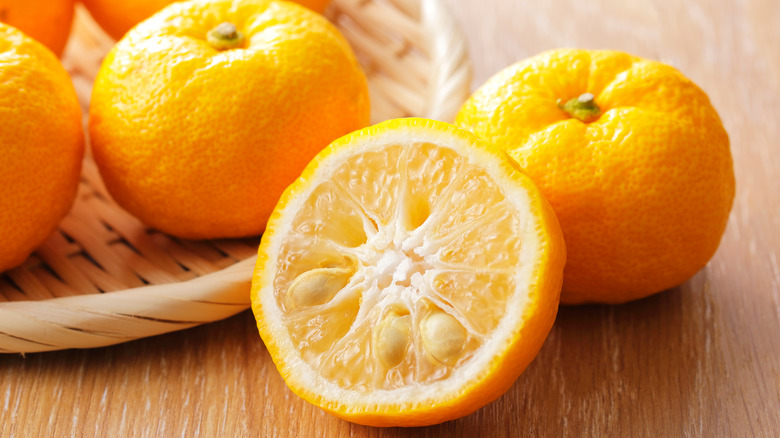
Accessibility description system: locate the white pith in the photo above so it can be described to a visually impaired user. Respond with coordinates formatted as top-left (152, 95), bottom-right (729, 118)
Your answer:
top-left (258, 125), bottom-right (542, 408)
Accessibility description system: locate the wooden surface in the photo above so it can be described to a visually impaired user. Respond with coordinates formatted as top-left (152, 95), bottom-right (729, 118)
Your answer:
top-left (3, 0), bottom-right (780, 436)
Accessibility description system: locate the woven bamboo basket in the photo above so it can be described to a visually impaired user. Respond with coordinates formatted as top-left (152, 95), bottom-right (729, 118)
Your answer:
top-left (0, 0), bottom-right (472, 353)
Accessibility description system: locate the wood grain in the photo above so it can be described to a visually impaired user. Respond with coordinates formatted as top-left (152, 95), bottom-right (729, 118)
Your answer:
top-left (2, 0), bottom-right (779, 436)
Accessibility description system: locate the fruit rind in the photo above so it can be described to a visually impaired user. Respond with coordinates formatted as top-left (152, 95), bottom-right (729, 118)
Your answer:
top-left (88, 0), bottom-right (369, 239)
top-left (0, 23), bottom-right (84, 271)
top-left (456, 48), bottom-right (734, 304)
top-left (251, 118), bottom-right (565, 426)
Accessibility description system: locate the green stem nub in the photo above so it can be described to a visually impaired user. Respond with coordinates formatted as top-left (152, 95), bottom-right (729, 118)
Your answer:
top-left (207, 22), bottom-right (245, 51)
top-left (558, 93), bottom-right (601, 123)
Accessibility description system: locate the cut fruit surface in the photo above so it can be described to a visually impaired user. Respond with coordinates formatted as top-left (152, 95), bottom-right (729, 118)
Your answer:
top-left (251, 118), bottom-right (566, 427)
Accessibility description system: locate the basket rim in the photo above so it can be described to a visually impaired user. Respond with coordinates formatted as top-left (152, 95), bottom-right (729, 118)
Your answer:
top-left (0, 0), bottom-right (473, 353)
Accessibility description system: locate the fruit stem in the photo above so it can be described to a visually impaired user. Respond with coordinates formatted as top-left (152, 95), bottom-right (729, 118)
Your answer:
top-left (207, 22), bottom-right (245, 51)
top-left (558, 93), bottom-right (601, 123)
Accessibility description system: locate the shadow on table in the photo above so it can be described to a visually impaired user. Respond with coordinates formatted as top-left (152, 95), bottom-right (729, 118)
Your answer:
top-left (1, 270), bottom-right (724, 436)
top-left (0, 308), bottom-right (266, 370)
top-left (351, 270), bottom-right (723, 437)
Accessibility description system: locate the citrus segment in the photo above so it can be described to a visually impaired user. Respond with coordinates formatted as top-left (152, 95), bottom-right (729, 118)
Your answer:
top-left (251, 118), bottom-right (565, 426)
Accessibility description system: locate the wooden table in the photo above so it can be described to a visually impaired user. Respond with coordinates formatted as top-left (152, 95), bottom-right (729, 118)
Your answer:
top-left (3, 0), bottom-right (779, 436)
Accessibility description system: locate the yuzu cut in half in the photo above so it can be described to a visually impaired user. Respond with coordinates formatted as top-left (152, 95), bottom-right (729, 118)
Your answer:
top-left (251, 118), bottom-right (566, 426)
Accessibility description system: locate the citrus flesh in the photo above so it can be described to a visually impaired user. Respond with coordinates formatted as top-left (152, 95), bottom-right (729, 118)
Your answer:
top-left (251, 119), bottom-right (565, 426)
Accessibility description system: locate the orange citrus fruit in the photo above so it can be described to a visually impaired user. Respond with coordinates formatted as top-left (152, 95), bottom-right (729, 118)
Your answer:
top-left (89, 0), bottom-right (369, 239)
top-left (0, 23), bottom-right (84, 272)
top-left (456, 48), bottom-right (735, 304)
top-left (0, 0), bottom-right (75, 56)
top-left (80, 0), bottom-right (332, 41)
top-left (251, 118), bottom-right (566, 426)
